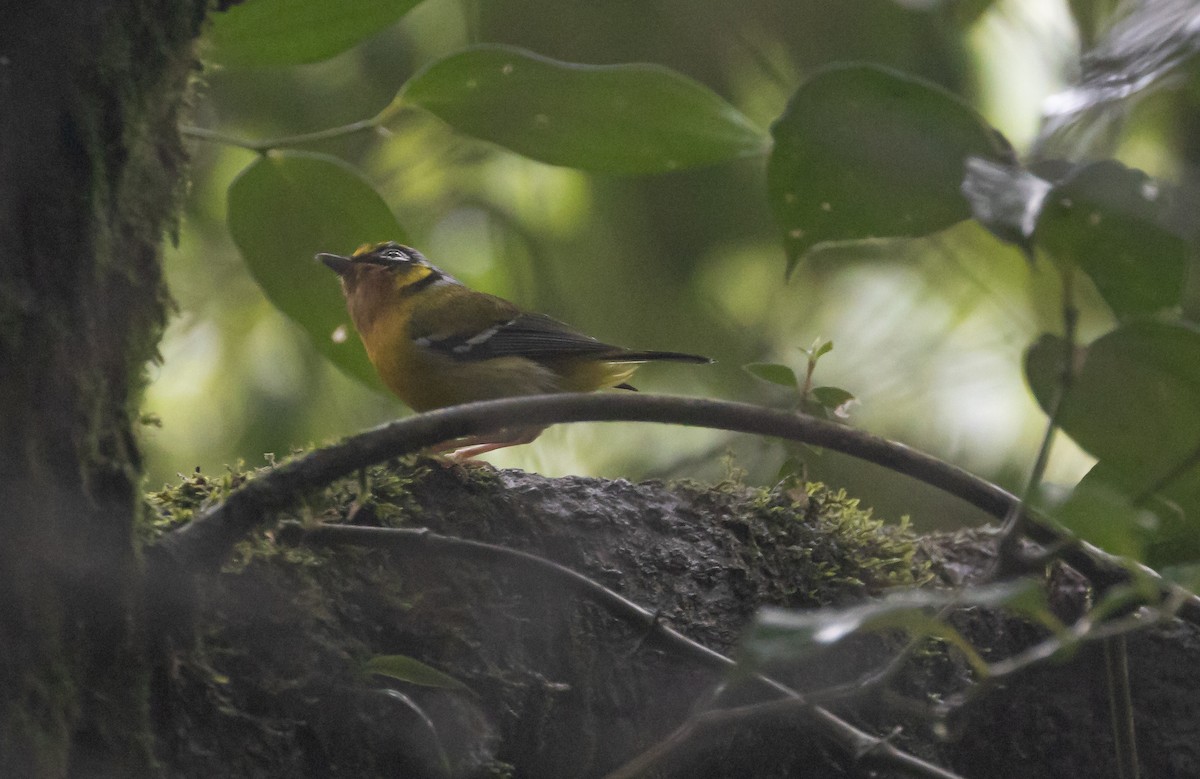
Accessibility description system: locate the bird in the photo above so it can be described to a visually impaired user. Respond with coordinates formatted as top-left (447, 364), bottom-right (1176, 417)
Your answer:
top-left (318, 241), bottom-right (712, 458)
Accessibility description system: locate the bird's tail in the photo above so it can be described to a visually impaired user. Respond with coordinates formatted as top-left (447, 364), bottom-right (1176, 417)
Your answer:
top-left (612, 350), bottom-right (713, 364)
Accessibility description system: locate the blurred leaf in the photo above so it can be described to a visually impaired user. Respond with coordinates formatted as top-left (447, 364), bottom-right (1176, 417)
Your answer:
top-left (1024, 333), bottom-right (1073, 411)
top-left (768, 63), bottom-right (1012, 271)
top-left (1162, 562), bottom-right (1200, 593)
top-left (1142, 466), bottom-right (1200, 567)
top-left (228, 151), bottom-right (405, 391)
top-left (1026, 321), bottom-right (1200, 501)
top-left (1038, 0), bottom-right (1200, 158)
top-left (206, 0), bottom-right (424, 67)
top-left (1066, 0), bottom-right (1122, 48)
top-left (741, 581), bottom-right (1042, 674)
top-left (401, 44), bottom-right (767, 174)
top-left (775, 455), bottom-right (807, 483)
top-left (745, 362), bottom-right (799, 388)
top-left (1029, 332), bottom-right (1200, 564)
top-left (1049, 467), bottom-right (1159, 560)
top-left (1036, 161), bottom-right (1187, 318)
top-left (888, 0), bottom-right (997, 27)
top-left (365, 655), bottom-right (473, 694)
top-left (1058, 462), bottom-right (1200, 567)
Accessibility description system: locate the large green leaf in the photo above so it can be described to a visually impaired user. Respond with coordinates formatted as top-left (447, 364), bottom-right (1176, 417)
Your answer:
top-left (227, 151), bottom-right (405, 390)
top-left (1049, 462), bottom-right (1200, 567)
top-left (400, 45), bottom-right (768, 174)
top-left (1045, 464), bottom-right (1160, 562)
top-left (768, 63), bottom-right (1011, 271)
top-left (1027, 321), bottom-right (1200, 558)
top-left (206, 0), bottom-right (424, 67)
top-left (1027, 322), bottom-right (1200, 474)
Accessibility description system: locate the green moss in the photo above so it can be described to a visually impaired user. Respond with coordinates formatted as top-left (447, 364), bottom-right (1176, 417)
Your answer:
top-left (769, 482), bottom-right (929, 596)
top-left (143, 465), bottom-right (250, 543)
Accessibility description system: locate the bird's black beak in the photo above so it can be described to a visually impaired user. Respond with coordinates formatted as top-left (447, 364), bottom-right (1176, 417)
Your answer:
top-left (317, 252), bottom-right (352, 275)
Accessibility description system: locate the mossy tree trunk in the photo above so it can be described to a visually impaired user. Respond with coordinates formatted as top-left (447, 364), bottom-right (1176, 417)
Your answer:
top-left (0, 3), bottom-right (205, 775)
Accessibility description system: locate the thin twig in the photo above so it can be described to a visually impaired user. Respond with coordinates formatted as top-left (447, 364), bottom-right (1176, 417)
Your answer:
top-left (997, 264), bottom-right (1078, 571)
top-left (605, 695), bottom-right (964, 779)
top-left (179, 100), bottom-right (402, 152)
top-left (942, 591), bottom-right (1185, 714)
top-left (295, 523), bottom-right (783, 693)
top-left (1104, 635), bottom-right (1140, 779)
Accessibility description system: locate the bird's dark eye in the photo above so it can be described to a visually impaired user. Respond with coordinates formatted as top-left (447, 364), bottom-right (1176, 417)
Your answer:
top-left (384, 248), bottom-right (406, 261)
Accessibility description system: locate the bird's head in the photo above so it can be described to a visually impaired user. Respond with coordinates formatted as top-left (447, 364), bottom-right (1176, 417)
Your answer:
top-left (317, 242), bottom-right (444, 297)
top-left (318, 242), bottom-right (457, 334)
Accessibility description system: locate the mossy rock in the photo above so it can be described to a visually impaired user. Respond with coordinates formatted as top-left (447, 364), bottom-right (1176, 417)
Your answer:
top-left (147, 457), bottom-right (1200, 778)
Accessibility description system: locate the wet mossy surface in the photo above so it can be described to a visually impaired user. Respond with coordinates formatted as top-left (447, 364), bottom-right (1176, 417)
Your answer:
top-left (146, 457), bottom-right (1200, 778)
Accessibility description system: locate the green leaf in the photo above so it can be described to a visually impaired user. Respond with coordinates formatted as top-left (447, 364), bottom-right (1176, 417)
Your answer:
top-left (1058, 461), bottom-right (1200, 568)
top-left (810, 386), bottom-right (854, 408)
top-left (1029, 326), bottom-right (1200, 563)
top-left (745, 362), bottom-right (799, 388)
top-left (1142, 466), bottom-right (1200, 568)
top-left (1047, 466), bottom-right (1160, 561)
top-left (1066, 0), bottom-right (1121, 48)
top-left (810, 386), bottom-right (856, 416)
top-left (1027, 321), bottom-right (1200, 480)
top-left (1024, 333), bottom-right (1071, 413)
top-left (1027, 322), bottom-right (1200, 558)
top-left (1035, 161), bottom-right (1188, 318)
top-left (205, 0), bottom-right (424, 67)
top-left (364, 655), bottom-right (473, 694)
top-left (227, 151), bottom-right (405, 391)
top-left (775, 455), bottom-right (807, 483)
top-left (768, 63), bottom-right (1012, 272)
top-left (401, 44), bottom-right (768, 174)
top-left (1162, 562), bottom-right (1200, 594)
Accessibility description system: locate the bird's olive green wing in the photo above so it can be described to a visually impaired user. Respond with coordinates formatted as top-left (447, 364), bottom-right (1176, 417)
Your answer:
top-left (409, 290), bottom-right (622, 362)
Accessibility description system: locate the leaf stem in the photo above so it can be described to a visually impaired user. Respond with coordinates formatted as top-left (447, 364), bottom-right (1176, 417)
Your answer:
top-left (997, 263), bottom-right (1078, 571)
top-left (180, 100), bottom-right (404, 152)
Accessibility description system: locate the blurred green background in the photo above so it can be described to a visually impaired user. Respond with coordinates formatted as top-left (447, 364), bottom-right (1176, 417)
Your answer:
top-left (145, 0), bottom-right (1174, 526)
